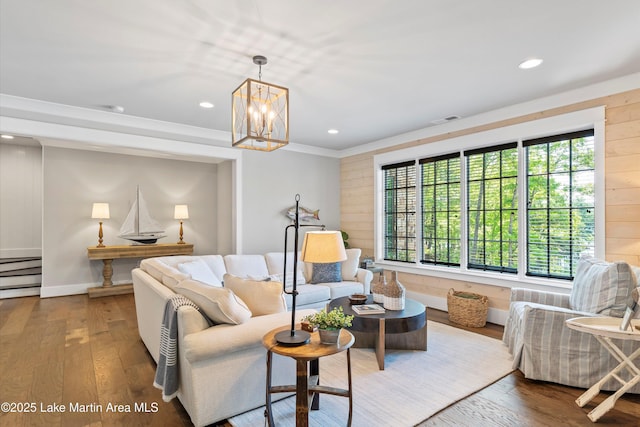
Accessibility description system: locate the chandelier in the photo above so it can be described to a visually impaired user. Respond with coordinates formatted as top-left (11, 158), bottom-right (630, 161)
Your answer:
top-left (232, 55), bottom-right (289, 151)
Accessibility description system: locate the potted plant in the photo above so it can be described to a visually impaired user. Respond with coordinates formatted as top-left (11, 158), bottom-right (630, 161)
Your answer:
top-left (303, 307), bottom-right (354, 344)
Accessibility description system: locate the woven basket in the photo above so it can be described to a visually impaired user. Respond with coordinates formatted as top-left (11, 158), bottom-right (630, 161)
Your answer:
top-left (447, 288), bottom-right (488, 327)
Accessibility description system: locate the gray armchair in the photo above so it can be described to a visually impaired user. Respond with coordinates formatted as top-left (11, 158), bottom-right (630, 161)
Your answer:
top-left (502, 257), bottom-right (640, 393)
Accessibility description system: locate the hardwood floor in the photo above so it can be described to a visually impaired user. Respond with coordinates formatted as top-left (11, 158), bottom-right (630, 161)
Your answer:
top-left (1, 294), bottom-right (639, 427)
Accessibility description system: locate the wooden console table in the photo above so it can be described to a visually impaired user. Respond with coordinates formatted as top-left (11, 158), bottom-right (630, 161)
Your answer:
top-left (86, 243), bottom-right (193, 298)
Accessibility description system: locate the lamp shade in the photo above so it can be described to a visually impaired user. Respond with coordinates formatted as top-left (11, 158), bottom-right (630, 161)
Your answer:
top-left (301, 231), bottom-right (347, 263)
top-left (91, 203), bottom-right (110, 219)
top-left (174, 204), bottom-right (189, 220)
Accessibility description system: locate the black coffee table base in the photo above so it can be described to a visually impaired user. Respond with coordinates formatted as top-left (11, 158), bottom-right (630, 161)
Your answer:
top-left (329, 296), bottom-right (427, 370)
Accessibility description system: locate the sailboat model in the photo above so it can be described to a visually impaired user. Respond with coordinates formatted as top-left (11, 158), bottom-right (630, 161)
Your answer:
top-left (118, 187), bottom-right (166, 244)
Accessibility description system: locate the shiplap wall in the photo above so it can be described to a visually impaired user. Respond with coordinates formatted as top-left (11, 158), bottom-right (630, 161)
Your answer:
top-left (341, 88), bottom-right (640, 312)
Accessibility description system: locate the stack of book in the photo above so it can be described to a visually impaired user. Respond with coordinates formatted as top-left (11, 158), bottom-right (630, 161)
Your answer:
top-left (352, 304), bottom-right (385, 315)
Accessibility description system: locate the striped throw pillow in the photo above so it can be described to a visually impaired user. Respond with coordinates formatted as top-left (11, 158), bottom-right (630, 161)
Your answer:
top-left (570, 256), bottom-right (635, 317)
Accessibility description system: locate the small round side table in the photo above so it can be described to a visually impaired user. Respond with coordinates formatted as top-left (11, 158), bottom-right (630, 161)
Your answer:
top-left (263, 325), bottom-right (355, 427)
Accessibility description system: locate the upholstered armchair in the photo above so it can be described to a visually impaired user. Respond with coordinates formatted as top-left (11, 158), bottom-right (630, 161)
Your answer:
top-left (503, 256), bottom-right (640, 393)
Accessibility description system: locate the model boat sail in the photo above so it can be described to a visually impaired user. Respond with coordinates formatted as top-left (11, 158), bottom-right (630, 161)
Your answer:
top-left (118, 187), bottom-right (166, 244)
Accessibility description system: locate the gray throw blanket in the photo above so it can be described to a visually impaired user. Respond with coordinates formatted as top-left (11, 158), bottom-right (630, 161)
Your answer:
top-left (153, 295), bottom-right (202, 402)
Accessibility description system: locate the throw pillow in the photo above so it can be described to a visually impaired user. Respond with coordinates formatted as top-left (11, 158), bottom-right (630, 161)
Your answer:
top-left (570, 256), bottom-right (636, 317)
top-left (178, 259), bottom-right (223, 287)
top-left (341, 248), bottom-right (361, 280)
top-left (175, 279), bottom-right (251, 324)
top-left (223, 274), bottom-right (287, 316)
top-left (310, 262), bottom-right (342, 284)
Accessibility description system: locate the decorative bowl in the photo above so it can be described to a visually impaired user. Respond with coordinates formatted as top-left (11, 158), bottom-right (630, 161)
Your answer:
top-left (349, 293), bottom-right (367, 305)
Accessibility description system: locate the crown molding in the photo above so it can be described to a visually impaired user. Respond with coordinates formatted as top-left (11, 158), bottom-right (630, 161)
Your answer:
top-left (337, 72), bottom-right (640, 158)
top-left (2, 71), bottom-right (639, 160)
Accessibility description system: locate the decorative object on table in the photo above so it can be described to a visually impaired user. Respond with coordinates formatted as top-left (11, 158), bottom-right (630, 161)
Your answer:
top-left (275, 194), bottom-right (347, 346)
top-left (232, 55), bottom-right (288, 152)
top-left (383, 271), bottom-right (406, 310)
top-left (173, 204), bottom-right (189, 244)
top-left (285, 204), bottom-right (319, 222)
top-left (91, 202), bottom-right (110, 247)
top-left (372, 271), bottom-right (387, 303)
top-left (447, 288), bottom-right (489, 327)
top-left (360, 256), bottom-right (374, 269)
top-left (348, 293), bottom-right (367, 305)
top-left (302, 306), bottom-right (354, 344)
top-left (300, 321), bottom-right (317, 333)
top-left (119, 186), bottom-right (166, 244)
top-left (620, 287), bottom-right (639, 331)
top-left (340, 230), bottom-right (350, 248)
top-left (352, 303), bottom-right (385, 315)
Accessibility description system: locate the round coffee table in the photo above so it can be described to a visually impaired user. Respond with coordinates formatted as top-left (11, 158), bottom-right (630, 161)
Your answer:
top-left (329, 295), bottom-right (427, 369)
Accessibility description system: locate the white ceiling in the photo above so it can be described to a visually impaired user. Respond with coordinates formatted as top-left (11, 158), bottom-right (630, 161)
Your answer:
top-left (1, 0), bottom-right (639, 151)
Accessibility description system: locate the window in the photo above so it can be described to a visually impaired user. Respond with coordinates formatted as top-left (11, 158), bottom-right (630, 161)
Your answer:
top-left (525, 130), bottom-right (595, 280)
top-left (383, 161), bottom-right (416, 262)
top-left (465, 143), bottom-right (518, 273)
top-left (375, 107), bottom-right (603, 288)
top-left (420, 154), bottom-right (461, 266)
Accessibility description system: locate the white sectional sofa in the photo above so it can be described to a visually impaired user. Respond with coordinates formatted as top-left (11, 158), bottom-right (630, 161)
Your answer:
top-left (132, 249), bottom-right (372, 426)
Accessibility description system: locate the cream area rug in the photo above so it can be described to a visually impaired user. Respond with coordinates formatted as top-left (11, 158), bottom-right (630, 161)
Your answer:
top-left (229, 321), bottom-right (514, 427)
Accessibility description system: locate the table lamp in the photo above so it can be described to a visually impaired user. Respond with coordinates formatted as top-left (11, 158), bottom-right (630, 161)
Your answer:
top-left (275, 195), bottom-right (347, 346)
top-left (174, 204), bottom-right (189, 244)
top-left (91, 203), bottom-right (110, 247)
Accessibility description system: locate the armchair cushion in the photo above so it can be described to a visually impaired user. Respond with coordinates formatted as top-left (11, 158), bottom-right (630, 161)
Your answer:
top-left (569, 256), bottom-right (636, 317)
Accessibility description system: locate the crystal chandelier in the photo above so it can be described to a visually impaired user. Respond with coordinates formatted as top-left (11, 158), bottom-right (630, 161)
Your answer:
top-left (232, 55), bottom-right (289, 151)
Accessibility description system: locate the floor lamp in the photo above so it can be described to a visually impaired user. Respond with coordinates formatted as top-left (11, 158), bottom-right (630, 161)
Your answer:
top-left (275, 195), bottom-right (347, 346)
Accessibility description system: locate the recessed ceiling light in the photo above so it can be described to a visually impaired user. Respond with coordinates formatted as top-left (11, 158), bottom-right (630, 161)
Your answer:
top-left (100, 105), bottom-right (125, 113)
top-left (518, 58), bottom-right (543, 69)
top-left (328, 129), bottom-right (339, 134)
top-left (1, 134), bottom-right (15, 139)
top-left (199, 101), bottom-right (214, 109)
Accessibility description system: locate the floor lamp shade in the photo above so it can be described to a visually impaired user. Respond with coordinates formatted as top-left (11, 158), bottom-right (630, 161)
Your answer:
top-left (301, 231), bottom-right (347, 263)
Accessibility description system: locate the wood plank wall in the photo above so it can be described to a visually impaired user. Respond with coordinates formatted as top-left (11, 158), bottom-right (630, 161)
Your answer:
top-left (340, 88), bottom-right (640, 312)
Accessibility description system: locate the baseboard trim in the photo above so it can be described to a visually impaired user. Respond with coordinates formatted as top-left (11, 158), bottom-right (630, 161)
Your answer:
top-left (0, 287), bottom-right (41, 299)
top-left (39, 279), bottom-right (132, 298)
top-left (407, 290), bottom-right (508, 326)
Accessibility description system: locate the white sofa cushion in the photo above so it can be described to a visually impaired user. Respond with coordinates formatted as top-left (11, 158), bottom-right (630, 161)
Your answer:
top-left (140, 255), bottom-right (227, 290)
top-left (283, 284), bottom-right (331, 308)
top-left (223, 274), bottom-right (287, 316)
top-left (265, 252), bottom-right (306, 286)
top-left (570, 256), bottom-right (636, 317)
top-left (178, 259), bottom-right (222, 287)
top-left (224, 254), bottom-right (270, 278)
top-left (175, 279), bottom-right (252, 324)
top-left (341, 248), bottom-right (361, 280)
top-left (323, 281), bottom-right (365, 299)
top-left (140, 258), bottom-right (190, 291)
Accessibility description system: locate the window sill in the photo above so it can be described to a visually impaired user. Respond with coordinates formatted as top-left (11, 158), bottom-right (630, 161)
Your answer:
top-left (375, 260), bottom-right (573, 294)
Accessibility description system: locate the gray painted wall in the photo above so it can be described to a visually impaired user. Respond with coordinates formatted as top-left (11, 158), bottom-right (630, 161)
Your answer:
top-left (41, 147), bottom-right (221, 294)
top-left (241, 149), bottom-right (341, 254)
top-left (2, 143), bottom-right (340, 297)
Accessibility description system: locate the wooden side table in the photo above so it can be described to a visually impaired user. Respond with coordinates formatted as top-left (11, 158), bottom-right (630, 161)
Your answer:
top-left (566, 316), bottom-right (640, 422)
top-left (86, 243), bottom-right (193, 297)
top-left (263, 325), bottom-right (355, 427)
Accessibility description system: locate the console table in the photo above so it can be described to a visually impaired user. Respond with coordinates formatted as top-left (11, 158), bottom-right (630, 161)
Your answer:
top-left (86, 243), bottom-right (193, 298)
top-left (263, 325), bottom-right (354, 427)
top-left (566, 316), bottom-right (640, 422)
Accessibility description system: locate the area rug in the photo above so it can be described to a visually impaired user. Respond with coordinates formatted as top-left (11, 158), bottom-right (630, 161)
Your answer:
top-left (229, 321), bottom-right (514, 427)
